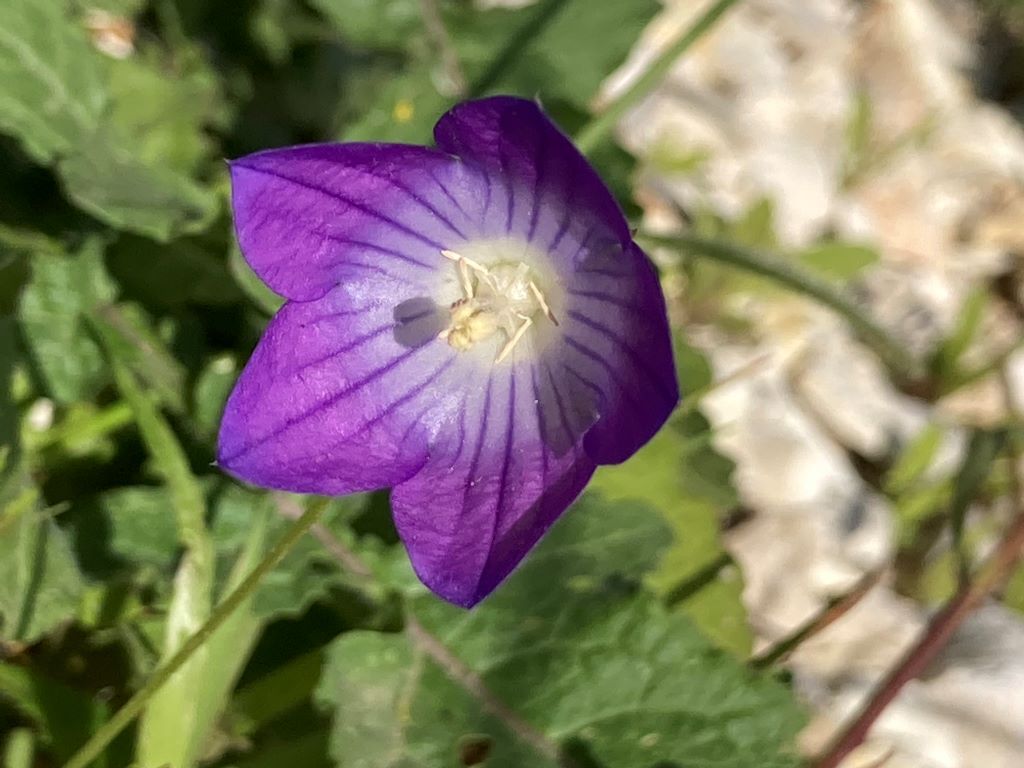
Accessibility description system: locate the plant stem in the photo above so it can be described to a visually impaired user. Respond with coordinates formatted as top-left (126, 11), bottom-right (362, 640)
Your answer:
top-left (61, 498), bottom-right (331, 768)
top-left (812, 509), bottom-right (1024, 768)
top-left (750, 570), bottom-right (883, 669)
top-left (575, 0), bottom-right (742, 154)
top-left (643, 233), bottom-right (925, 384)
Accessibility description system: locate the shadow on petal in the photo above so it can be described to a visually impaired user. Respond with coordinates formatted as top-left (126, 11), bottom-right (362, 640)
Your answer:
top-left (393, 297), bottom-right (445, 348)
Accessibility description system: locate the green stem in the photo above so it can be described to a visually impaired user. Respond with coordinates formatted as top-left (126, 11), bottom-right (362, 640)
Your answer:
top-left (574, 0), bottom-right (742, 154)
top-left (643, 233), bottom-right (924, 383)
top-left (61, 498), bottom-right (331, 768)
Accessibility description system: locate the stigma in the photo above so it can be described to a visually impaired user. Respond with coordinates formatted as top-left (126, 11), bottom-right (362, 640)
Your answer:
top-left (438, 248), bottom-right (559, 363)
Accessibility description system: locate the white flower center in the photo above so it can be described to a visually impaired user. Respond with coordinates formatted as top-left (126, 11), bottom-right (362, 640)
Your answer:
top-left (438, 246), bottom-right (560, 363)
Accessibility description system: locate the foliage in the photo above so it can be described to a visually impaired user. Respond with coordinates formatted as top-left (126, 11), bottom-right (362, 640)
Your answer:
top-left (0, 2), bottom-right (825, 767)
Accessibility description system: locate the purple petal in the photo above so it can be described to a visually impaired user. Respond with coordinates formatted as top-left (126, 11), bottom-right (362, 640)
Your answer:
top-left (217, 282), bottom-right (463, 495)
top-left (433, 96), bottom-right (630, 263)
top-left (230, 144), bottom-right (488, 302)
top-left (564, 243), bottom-right (679, 464)
top-left (391, 363), bottom-right (597, 607)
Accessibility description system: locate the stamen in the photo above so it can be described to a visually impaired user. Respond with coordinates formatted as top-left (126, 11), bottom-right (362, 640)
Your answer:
top-left (438, 248), bottom-right (557, 362)
top-left (496, 314), bottom-right (533, 364)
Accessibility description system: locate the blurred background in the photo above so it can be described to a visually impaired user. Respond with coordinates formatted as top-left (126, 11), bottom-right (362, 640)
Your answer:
top-left (2, 0), bottom-right (1024, 767)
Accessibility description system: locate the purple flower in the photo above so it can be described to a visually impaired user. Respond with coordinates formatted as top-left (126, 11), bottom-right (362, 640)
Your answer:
top-left (218, 97), bottom-right (678, 607)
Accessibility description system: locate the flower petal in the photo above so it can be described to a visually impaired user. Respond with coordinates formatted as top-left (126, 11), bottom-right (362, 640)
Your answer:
top-left (230, 143), bottom-right (487, 302)
top-left (564, 243), bottom-right (679, 464)
top-left (217, 280), bottom-right (464, 496)
top-left (391, 363), bottom-right (597, 607)
top-left (433, 96), bottom-right (630, 263)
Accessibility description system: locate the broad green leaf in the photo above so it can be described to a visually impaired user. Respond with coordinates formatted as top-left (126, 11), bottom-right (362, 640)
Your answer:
top-left (797, 240), bottom-right (878, 281)
top-left (232, 649), bottom-right (326, 735)
top-left (17, 240), bottom-right (117, 403)
top-left (317, 496), bottom-right (804, 767)
top-left (591, 418), bottom-right (751, 656)
top-left (76, 486), bottom-right (180, 574)
top-left (58, 134), bottom-right (218, 241)
top-left (0, 468), bottom-right (84, 644)
top-left (0, 0), bottom-right (105, 163)
top-left (105, 48), bottom-right (227, 175)
top-left (0, 2), bottom-right (219, 239)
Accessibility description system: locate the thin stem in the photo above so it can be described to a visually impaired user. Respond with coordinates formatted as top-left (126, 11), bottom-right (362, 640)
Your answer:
top-left (643, 233), bottom-right (924, 384)
top-left (575, 0), bottom-right (742, 154)
top-left (750, 569), bottom-right (883, 669)
top-left (468, 0), bottom-right (571, 98)
top-left (812, 509), bottom-right (1024, 768)
top-left (61, 498), bottom-right (331, 768)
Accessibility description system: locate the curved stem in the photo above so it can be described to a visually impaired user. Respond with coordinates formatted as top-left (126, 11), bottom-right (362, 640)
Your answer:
top-left (812, 509), bottom-right (1024, 768)
top-left (642, 233), bottom-right (925, 384)
top-left (575, 0), bottom-right (742, 154)
top-left (61, 498), bottom-right (331, 768)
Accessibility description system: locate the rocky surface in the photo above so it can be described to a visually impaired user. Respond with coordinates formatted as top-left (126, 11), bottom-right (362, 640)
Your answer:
top-left (604, 0), bottom-right (1024, 765)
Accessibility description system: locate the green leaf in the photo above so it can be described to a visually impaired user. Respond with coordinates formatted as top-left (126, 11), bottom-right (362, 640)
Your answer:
top-left (796, 240), bottom-right (879, 281)
top-left (0, 2), bottom-right (219, 239)
top-left (17, 240), bottom-right (117, 403)
top-left (108, 235), bottom-right (244, 309)
top-left (453, 0), bottom-right (661, 108)
top-left (105, 47), bottom-right (227, 175)
top-left (590, 417), bottom-right (751, 656)
top-left (0, 468), bottom-right (84, 644)
top-left (0, 0), bottom-right (106, 163)
top-left (0, 661), bottom-right (111, 764)
top-left (309, 0), bottom-right (421, 50)
top-left (80, 486), bottom-right (181, 573)
top-left (340, 67), bottom-right (449, 145)
top-left (316, 496), bottom-right (804, 767)
top-left (58, 133), bottom-right (218, 241)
